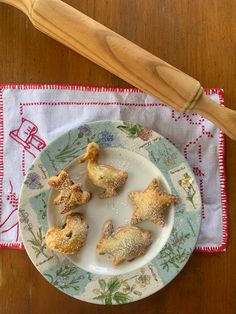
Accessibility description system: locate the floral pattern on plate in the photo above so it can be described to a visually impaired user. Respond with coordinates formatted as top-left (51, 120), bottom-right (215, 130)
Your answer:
top-left (19, 120), bottom-right (201, 304)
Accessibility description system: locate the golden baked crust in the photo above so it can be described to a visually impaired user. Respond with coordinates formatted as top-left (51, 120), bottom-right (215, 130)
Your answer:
top-left (96, 220), bottom-right (152, 265)
top-left (79, 142), bottom-right (128, 199)
top-left (48, 170), bottom-right (91, 214)
top-left (45, 213), bottom-right (88, 255)
top-left (129, 178), bottom-right (178, 227)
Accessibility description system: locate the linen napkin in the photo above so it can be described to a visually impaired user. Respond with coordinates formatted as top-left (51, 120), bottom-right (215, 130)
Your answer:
top-left (0, 84), bottom-right (227, 252)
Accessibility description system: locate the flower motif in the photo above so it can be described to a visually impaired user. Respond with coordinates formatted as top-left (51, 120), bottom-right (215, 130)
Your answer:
top-left (24, 222), bottom-right (33, 232)
top-left (178, 173), bottom-right (196, 209)
top-left (138, 128), bottom-right (152, 141)
top-left (165, 155), bottom-right (176, 167)
top-left (117, 123), bottom-right (152, 141)
top-left (178, 173), bottom-right (192, 190)
top-left (135, 274), bottom-right (151, 288)
top-left (25, 172), bottom-right (43, 189)
top-left (92, 288), bottom-right (100, 295)
top-left (97, 131), bottom-right (114, 146)
top-left (140, 267), bottom-right (146, 274)
top-left (78, 125), bottom-right (91, 136)
top-left (19, 209), bottom-right (29, 224)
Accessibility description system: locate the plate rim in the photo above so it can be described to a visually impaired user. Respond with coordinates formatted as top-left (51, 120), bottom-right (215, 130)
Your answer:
top-left (19, 119), bottom-right (202, 304)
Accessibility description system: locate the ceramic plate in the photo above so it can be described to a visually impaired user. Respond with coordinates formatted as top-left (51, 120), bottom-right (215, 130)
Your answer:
top-left (19, 120), bottom-right (201, 304)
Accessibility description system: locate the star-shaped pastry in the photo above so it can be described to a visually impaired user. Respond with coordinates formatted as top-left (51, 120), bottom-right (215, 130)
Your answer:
top-left (48, 170), bottom-right (91, 214)
top-left (129, 179), bottom-right (178, 227)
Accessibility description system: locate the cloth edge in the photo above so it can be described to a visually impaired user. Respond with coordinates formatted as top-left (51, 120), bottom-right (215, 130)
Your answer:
top-left (0, 85), bottom-right (228, 252)
top-left (195, 88), bottom-right (228, 252)
top-left (0, 243), bottom-right (24, 250)
top-left (0, 87), bottom-right (4, 228)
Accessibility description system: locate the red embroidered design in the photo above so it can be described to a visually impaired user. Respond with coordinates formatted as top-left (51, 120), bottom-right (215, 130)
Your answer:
top-left (22, 150), bottom-right (26, 176)
top-left (19, 103), bottom-right (23, 115)
top-left (0, 181), bottom-right (19, 242)
top-left (0, 85), bottom-right (228, 253)
top-left (0, 87), bottom-right (4, 223)
top-left (20, 101), bottom-right (166, 108)
top-left (198, 145), bottom-right (202, 163)
top-left (195, 88), bottom-right (228, 252)
top-left (183, 126), bottom-right (213, 160)
top-left (9, 117), bottom-right (46, 158)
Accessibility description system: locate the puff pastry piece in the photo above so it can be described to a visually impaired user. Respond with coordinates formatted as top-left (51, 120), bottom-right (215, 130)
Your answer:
top-left (48, 170), bottom-right (91, 214)
top-left (96, 220), bottom-right (152, 265)
top-left (129, 179), bottom-right (178, 227)
top-left (45, 213), bottom-right (88, 255)
top-left (79, 142), bottom-right (128, 199)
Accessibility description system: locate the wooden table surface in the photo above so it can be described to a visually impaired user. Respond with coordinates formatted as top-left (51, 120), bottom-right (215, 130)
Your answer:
top-left (0, 1), bottom-right (235, 313)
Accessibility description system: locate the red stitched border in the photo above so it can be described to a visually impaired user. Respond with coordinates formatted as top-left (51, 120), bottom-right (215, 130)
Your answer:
top-left (195, 88), bottom-right (228, 252)
top-left (0, 84), bottom-right (142, 93)
top-left (21, 150), bottom-right (26, 177)
top-left (0, 87), bottom-right (4, 225)
top-left (0, 242), bottom-right (24, 249)
top-left (21, 101), bottom-right (166, 108)
top-left (0, 84), bottom-right (228, 252)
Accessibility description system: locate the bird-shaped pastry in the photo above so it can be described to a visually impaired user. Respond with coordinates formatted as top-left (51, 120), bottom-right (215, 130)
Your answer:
top-left (45, 213), bottom-right (89, 255)
top-left (96, 219), bottom-right (152, 265)
top-left (48, 170), bottom-right (91, 214)
top-left (79, 142), bottom-right (128, 199)
top-left (129, 179), bottom-right (178, 227)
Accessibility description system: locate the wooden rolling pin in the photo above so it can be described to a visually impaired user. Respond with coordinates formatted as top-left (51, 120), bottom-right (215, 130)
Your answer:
top-left (1, 0), bottom-right (236, 140)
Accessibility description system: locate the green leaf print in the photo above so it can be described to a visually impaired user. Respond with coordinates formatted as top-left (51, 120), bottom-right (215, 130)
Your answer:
top-left (159, 228), bottom-right (191, 272)
top-left (98, 279), bottom-right (107, 291)
top-left (92, 273), bottom-right (147, 304)
top-left (107, 277), bottom-right (121, 293)
top-left (113, 292), bottom-right (130, 304)
top-left (45, 264), bottom-right (84, 292)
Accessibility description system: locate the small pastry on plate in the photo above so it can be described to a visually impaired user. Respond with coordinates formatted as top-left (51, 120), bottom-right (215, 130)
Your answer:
top-left (129, 178), bottom-right (178, 227)
top-left (79, 142), bottom-right (128, 199)
top-left (45, 213), bottom-right (88, 255)
top-left (48, 170), bottom-right (91, 214)
top-left (96, 219), bottom-right (152, 265)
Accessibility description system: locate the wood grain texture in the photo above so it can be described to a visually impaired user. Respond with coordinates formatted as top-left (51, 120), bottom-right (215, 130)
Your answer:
top-left (0, 0), bottom-right (203, 114)
top-left (0, 0), bottom-right (236, 313)
top-left (1, 0), bottom-right (236, 139)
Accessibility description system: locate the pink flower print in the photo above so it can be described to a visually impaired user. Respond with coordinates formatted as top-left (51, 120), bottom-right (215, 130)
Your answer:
top-left (138, 128), bottom-right (152, 141)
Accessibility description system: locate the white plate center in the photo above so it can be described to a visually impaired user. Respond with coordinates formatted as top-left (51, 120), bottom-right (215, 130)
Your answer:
top-left (48, 148), bottom-right (174, 276)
